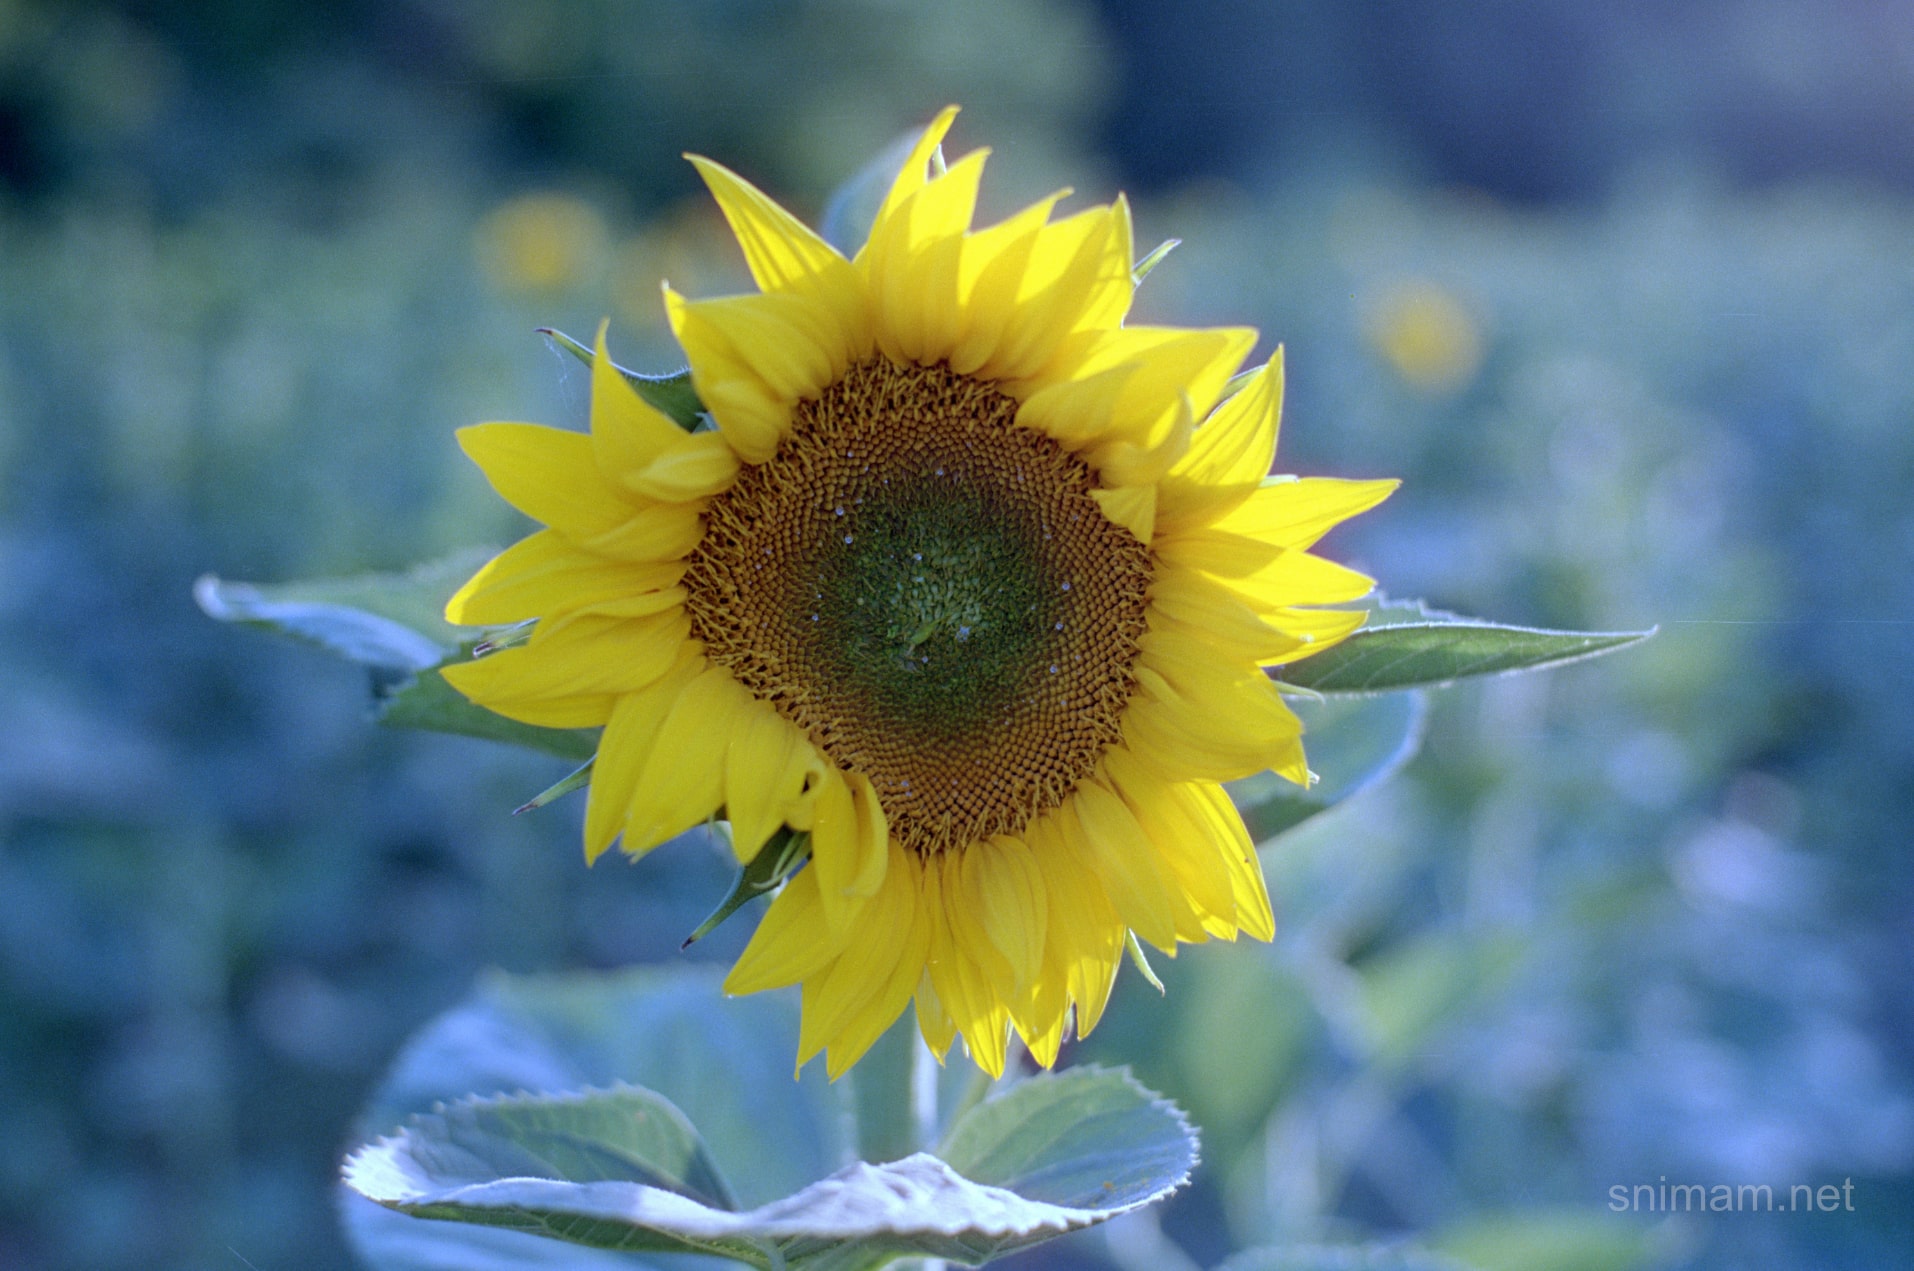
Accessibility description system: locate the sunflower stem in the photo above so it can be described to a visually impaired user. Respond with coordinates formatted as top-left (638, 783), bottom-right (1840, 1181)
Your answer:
top-left (851, 1012), bottom-right (934, 1164)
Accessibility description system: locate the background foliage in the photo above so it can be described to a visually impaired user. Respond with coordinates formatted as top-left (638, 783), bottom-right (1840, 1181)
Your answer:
top-left (2, 1), bottom-right (1911, 1269)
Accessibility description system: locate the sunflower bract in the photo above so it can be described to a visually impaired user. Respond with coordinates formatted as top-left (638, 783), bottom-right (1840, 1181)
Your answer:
top-left (443, 107), bottom-right (1399, 1079)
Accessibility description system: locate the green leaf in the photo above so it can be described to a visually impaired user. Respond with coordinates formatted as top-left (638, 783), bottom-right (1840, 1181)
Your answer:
top-left (1276, 598), bottom-right (1654, 695)
top-left (540, 327), bottom-right (704, 431)
top-left (196, 549), bottom-right (601, 761)
top-left (350, 1082), bottom-right (1195, 1270)
top-left (936, 1066), bottom-right (1196, 1213)
top-left (374, 654), bottom-right (599, 762)
top-left (354, 1086), bottom-right (737, 1210)
top-left (194, 549), bottom-right (495, 671)
top-left (1230, 690), bottom-right (1426, 843)
top-left (1217, 1245), bottom-right (1476, 1271)
top-left (346, 1087), bottom-right (769, 1266)
top-left (348, 1019), bottom-right (1196, 1271)
top-left (355, 967), bottom-right (847, 1209)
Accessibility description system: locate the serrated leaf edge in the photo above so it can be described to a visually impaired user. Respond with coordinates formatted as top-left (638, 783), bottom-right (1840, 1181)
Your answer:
top-left (343, 1081), bottom-right (719, 1193)
top-left (346, 1068), bottom-right (1196, 1254)
top-left (941, 1064), bottom-right (1201, 1198)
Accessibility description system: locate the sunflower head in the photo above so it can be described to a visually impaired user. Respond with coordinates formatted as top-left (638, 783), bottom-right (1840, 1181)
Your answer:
top-left (443, 107), bottom-right (1398, 1078)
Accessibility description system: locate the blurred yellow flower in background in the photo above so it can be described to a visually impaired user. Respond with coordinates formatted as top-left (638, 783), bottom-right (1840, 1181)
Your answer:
top-left (443, 108), bottom-right (1396, 1078)
top-left (1366, 279), bottom-right (1484, 392)
top-left (474, 193), bottom-right (608, 294)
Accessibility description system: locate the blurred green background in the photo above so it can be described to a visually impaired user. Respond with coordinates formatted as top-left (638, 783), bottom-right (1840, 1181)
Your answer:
top-left (2, 1), bottom-right (1911, 1268)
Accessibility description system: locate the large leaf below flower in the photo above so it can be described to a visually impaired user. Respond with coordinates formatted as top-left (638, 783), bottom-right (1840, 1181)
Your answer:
top-left (936, 1065), bottom-right (1197, 1210)
top-left (343, 966), bottom-right (847, 1271)
top-left (1275, 598), bottom-right (1653, 695)
top-left (348, 1066), bottom-right (1196, 1271)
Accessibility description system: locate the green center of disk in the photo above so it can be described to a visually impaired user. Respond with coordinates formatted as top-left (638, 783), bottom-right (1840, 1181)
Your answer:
top-left (813, 474), bottom-right (1054, 741)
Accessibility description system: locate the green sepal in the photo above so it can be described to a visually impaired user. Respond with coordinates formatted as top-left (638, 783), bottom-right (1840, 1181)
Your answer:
top-left (681, 828), bottom-right (811, 949)
top-left (1125, 931), bottom-right (1166, 994)
top-left (1132, 237), bottom-right (1181, 284)
top-left (539, 326), bottom-right (705, 431)
top-left (514, 757), bottom-right (594, 814)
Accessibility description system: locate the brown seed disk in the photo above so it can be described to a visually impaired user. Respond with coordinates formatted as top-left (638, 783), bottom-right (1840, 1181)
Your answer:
top-left (682, 358), bottom-right (1152, 854)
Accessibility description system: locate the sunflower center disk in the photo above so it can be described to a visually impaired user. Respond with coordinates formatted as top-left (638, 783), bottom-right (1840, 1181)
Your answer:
top-left (684, 359), bottom-right (1153, 854)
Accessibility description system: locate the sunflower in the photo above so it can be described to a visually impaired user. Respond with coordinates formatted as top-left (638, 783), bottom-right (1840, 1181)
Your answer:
top-left (443, 108), bottom-right (1397, 1079)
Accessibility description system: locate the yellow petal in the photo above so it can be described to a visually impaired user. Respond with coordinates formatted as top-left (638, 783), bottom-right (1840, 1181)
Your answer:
top-left (968, 836), bottom-right (1047, 995)
top-left (1020, 326), bottom-right (1250, 455)
top-left (1157, 348), bottom-right (1284, 534)
top-left (798, 880), bottom-right (905, 1064)
top-left (440, 609), bottom-right (686, 724)
top-left (724, 864), bottom-right (845, 995)
top-left (1087, 391), bottom-right (1193, 489)
top-left (621, 663), bottom-right (745, 855)
top-left (1088, 483), bottom-right (1155, 545)
top-left (1211, 477), bottom-right (1400, 552)
top-left (1223, 547), bottom-right (1378, 607)
top-left (445, 529), bottom-right (680, 626)
top-left (1071, 192), bottom-right (1135, 335)
top-left (686, 154), bottom-right (871, 356)
top-left (863, 106), bottom-right (959, 260)
top-left (809, 768), bottom-right (889, 934)
top-left (589, 322), bottom-right (693, 488)
top-left (1026, 813), bottom-right (1121, 1037)
top-left (1156, 528), bottom-right (1377, 604)
top-left (1256, 605), bottom-right (1369, 666)
top-left (533, 584), bottom-right (685, 632)
top-left (977, 204), bottom-right (1126, 381)
top-left (622, 430), bottom-right (741, 503)
top-left (1145, 568), bottom-right (1306, 665)
top-left (1122, 662), bottom-right (1305, 784)
top-left (945, 847), bottom-right (1015, 1004)
top-left (949, 191), bottom-right (1067, 376)
top-left (913, 968), bottom-right (957, 1062)
top-left (866, 148), bottom-right (987, 364)
top-left (575, 500), bottom-right (706, 563)
top-left (927, 853), bottom-right (1011, 1078)
top-left (1187, 780), bottom-right (1275, 940)
top-left (820, 849), bottom-right (932, 1078)
top-left (434, 664), bottom-right (613, 729)
top-left (457, 422), bottom-right (634, 538)
top-left (1102, 748), bottom-right (1237, 940)
top-left (1065, 780), bottom-right (1185, 952)
top-left (724, 701), bottom-right (815, 864)
top-left (666, 286), bottom-right (848, 463)
top-left (583, 655), bottom-right (701, 862)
